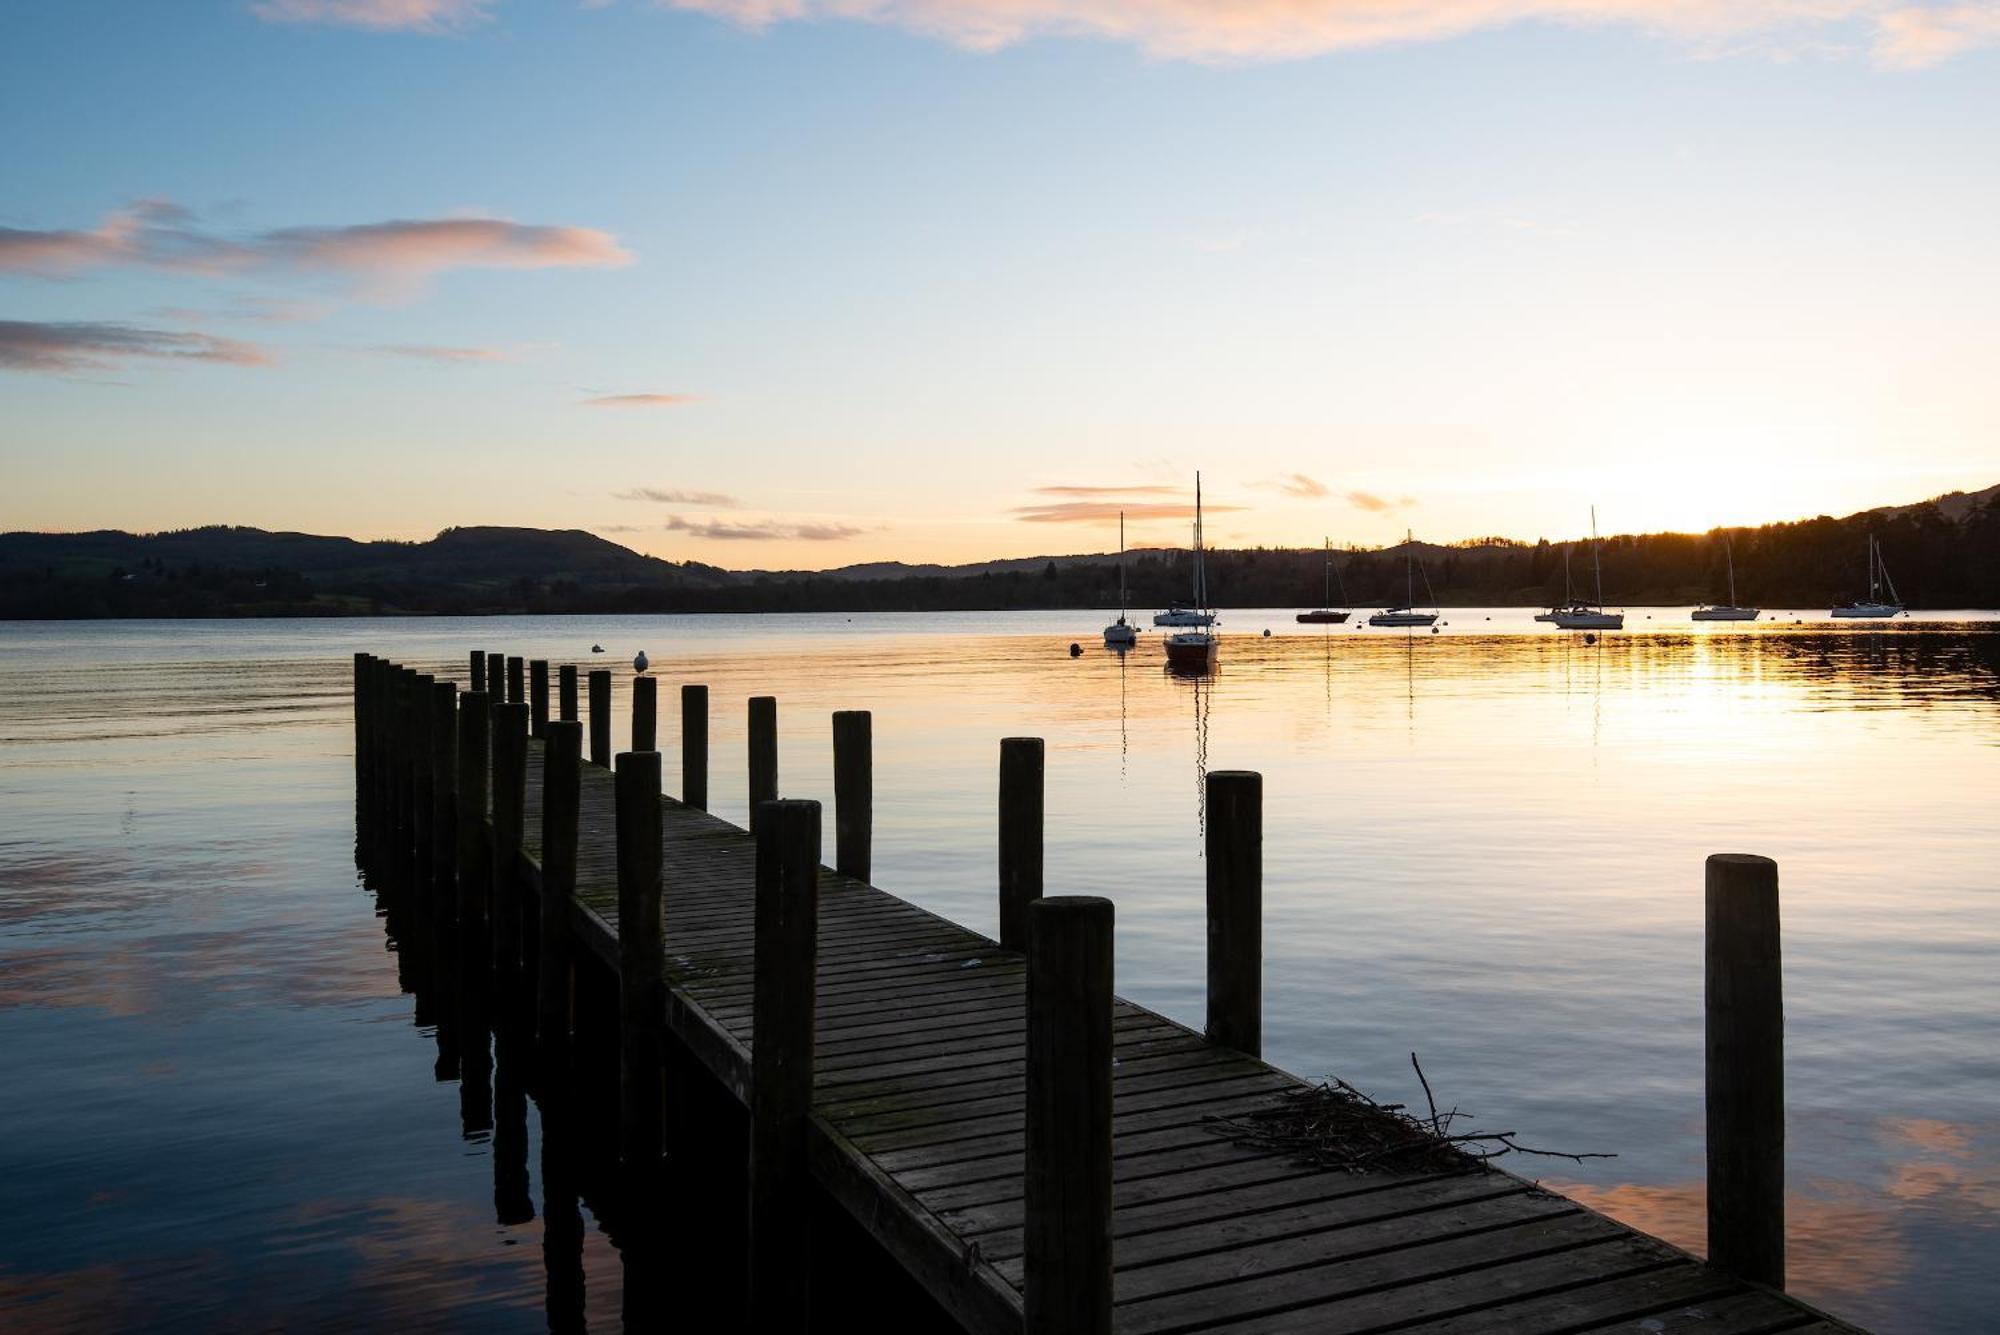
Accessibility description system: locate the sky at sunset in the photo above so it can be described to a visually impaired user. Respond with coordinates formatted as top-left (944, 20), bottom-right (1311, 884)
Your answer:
top-left (3, 0), bottom-right (1997, 566)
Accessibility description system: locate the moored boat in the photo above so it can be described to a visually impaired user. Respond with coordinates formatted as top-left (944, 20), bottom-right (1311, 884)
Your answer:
top-left (1163, 473), bottom-right (1218, 673)
top-left (1366, 530), bottom-right (1441, 627)
top-left (1830, 534), bottom-right (1904, 619)
top-left (1296, 538), bottom-right (1352, 624)
top-left (1693, 533), bottom-right (1759, 621)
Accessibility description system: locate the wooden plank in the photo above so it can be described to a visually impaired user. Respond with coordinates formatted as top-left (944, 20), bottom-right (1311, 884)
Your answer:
top-left (1175, 1228), bottom-right (1679, 1335)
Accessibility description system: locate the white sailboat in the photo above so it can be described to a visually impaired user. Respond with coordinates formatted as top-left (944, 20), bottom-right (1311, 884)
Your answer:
top-left (1296, 538), bottom-right (1351, 624)
top-left (1164, 474), bottom-right (1218, 672)
top-left (1548, 508), bottom-right (1623, 630)
top-left (1830, 534), bottom-right (1904, 619)
top-left (1692, 533), bottom-right (1759, 621)
top-left (1103, 512), bottom-right (1139, 646)
top-left (1367, 530), bottom-right (1440, 627)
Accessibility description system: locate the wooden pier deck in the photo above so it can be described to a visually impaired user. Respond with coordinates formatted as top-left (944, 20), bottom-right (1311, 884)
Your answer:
top-left (360, 655), bottom-right (1864, 1334)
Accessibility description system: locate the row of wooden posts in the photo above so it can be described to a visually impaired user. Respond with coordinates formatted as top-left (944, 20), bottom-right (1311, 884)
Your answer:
top-left (351, 646), bottom-right (1787, 1330)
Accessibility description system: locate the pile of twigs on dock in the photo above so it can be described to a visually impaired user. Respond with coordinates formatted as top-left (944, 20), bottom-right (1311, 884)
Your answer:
top-left (1203, 1054), bottom-right (1614, 1175)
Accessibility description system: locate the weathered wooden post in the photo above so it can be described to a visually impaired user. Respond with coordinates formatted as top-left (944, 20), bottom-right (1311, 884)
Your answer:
top-left (530, 660), bottom-right (550, 738)
top-left (538, 721), bottom-right (583, 1052)
top-left (469, 649), bottom-right (485, 688)
top-left (1706, 853), bottom-right (1785, 1289)
top-left (506, 655), bottom-right (526, 706)
top-left (680, 684), bottom-right (708, 810)
top-left (1205, 770), bottom-right (1263, 1058)
top-left (456, 691), bottom-right (493, 941)
top-left (747, 696), bottom-right (778, 831)
top-left (491, 702), bottom-right (530, 980)
top-left (410, 672), bottom-right (435, 889)
top-left (355, 654), bottom-right (376, 854)
top-left (486, 652), bottom-right (505, 703)
top-left (428, 680), bottom-right (458, 904)
top-left (393, 668), bottom-right (416, 866)
top-left (615, 750), bottom-right (665, 1170)
top-left (832, 710), bottom-right (872, 881)
top-left (588, 670), bottom-right (612, 768)
top-left (999, 737), bottom-right (1045, 951)
top-left (1025, 895), bottom-right (1114, 1335)
top-left (749, 798), bottom-right (821, 1327)
top-left (353, 652), bottom-right (368, 798)
top-left (632, 675), bottom-right (658, 753)
top-left (558, 664), bottom-right (579, 723)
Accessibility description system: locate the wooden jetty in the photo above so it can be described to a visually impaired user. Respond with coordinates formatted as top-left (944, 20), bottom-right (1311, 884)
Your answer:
top-left (354, 652), bottom-right (1865, 1334)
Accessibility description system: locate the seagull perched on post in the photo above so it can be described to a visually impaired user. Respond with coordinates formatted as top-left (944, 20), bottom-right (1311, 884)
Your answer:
top-left (633, 650), bottom-right (650, 674)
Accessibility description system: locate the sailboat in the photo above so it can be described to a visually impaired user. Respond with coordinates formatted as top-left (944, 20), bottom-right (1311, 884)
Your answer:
top-left (1547, 508), bottom-right (1623, 630)
top-left (1830, 533), bottom-right (1904, 618)
top-left (1296, 538), bottom-right (1351, 624)
top-left (1692, 533), bottom-right (1759, 621)
top-left (1163, 474), bottom-right (1219, 672)
top-left (1103, 512), bottom-right (1139, 646)
top-left (1367, 531), bottom-right (1440, 627)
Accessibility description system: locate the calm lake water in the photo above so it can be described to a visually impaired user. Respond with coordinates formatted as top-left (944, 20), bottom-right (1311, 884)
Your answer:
top-left (2, 610), bottom-right (1996, 1332)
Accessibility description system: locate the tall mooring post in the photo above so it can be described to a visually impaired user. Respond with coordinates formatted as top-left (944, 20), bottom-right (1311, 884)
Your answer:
top-left (558, 664), bottom-right (579, 724)
top-left (998, 737), bottom-right (1045, 951)
top-left (538, 721), bottom-right (583, 1053)
top-left (490, 702), bottom-right (529, 980)
top-left (588, 669), bottom-right (611, 768)
top-left (832, 710), bottom-right (872, 882)
top-left (680, 684), bottom-right (708, 810)
top-left (615, 750), bottom-right (665, 1171)
top-left (506, 655), bottom-right (526, 706)
top-left (1205, 770), bottom-right (1263, 1058)
top-left (747, 696), bottom-right (778, 831)
top-left (1706, 852), bottom-right (1785, 1289)
top-left (748, 798), bottom-right (821, 1328)
top-left (1025, 895), bottom-right (1114, 1335)
top-left (632, 676), bottom-right (658, 753)
top-left (455, 690), bottom-right (493, 942)
top-left (530, 660), bottom-right (550, 738)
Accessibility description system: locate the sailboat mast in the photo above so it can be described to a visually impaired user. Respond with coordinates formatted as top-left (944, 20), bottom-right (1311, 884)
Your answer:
top-left (1118, 511), bottom-right (1127, 616)
top-left (1591, 506), bottom-right (1604, 609)
top-left (1725, 534), bottom-right (1737, 606)
top-left (1405, 530), bottom-right (1414, 608)
top-left (1323, 537), bottom-right (1330, 605)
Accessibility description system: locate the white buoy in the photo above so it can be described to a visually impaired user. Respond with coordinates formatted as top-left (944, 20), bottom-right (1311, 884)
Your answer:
top-left (633, 650), bottom-right (650, 674)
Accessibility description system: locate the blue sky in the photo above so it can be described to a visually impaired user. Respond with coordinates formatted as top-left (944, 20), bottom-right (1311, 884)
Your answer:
top-left (4, 0), bottom-right (1997, 565)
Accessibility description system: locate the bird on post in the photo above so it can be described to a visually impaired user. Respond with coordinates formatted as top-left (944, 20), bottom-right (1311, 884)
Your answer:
top-left (633, 650), bottom-right (650, 674)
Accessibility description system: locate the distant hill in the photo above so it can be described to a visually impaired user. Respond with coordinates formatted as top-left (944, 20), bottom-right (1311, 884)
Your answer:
top-left (3, 485), bottom-right (1995, 617)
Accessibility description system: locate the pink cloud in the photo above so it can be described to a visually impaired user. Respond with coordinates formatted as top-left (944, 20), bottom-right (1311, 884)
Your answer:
top-left (0, 202), bottom-right (631, 293)
top-left (1874, 4), bottom-right (2000, 66)
top-left (1013, 499), bottom-right (1247, 523)
top-left (1346, 489), bottom-right (1416, 512)
top-left (665, 514), bottom-right (865, 541)
top-left (582, 393), bottom-right (695, 407)
top-left (250, 0), bottom-right (494, 31)
top-left (0, 320), bottom-right (271, 374)
top-left (665, 1), bottom-right (1991, 68)
top-left (615, 486), bottom-right (741, 506)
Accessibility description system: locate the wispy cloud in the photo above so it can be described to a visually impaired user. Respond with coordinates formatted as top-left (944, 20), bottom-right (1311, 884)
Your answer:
top-left (0, 320), bottom-right (270, 374)
top-left (367, 343), bottom-right (511, 362)
top-left (1253, 472), bottom-right (1329, 498)
top-left (1033, 484), bottom-right (1181, 497)
top-left (1013, 499), bottom-right (1246, 524)
top-left (249, 0), bottom-right (494, 32)
top-left (580, 392), bottom-right (695, 407)
top-left (1874, 4), bottom-right (2000, 66)
top-left (0, 200), bottom-right (630, 295)
top-left (1345, 490), bottom-right (1416, 513)
top-left (664, 0), bottom-right (1994, 68)
top-left (614, 487), bottom-right (740, 507)
top-left (664, 514), bottom-right (865, 541)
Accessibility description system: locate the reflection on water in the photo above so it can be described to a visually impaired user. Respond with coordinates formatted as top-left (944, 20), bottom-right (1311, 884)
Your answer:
top-left (1, 611), bottom-right (1996, 1333)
